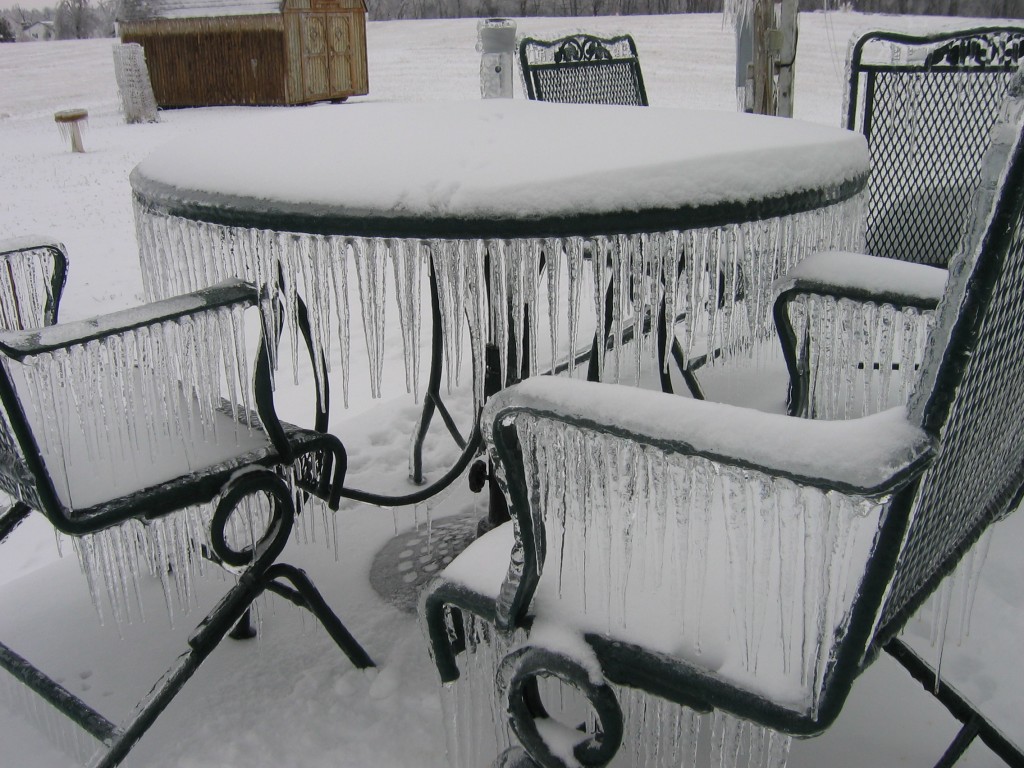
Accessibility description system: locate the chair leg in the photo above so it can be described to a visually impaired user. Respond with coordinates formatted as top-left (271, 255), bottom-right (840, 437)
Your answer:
top-left (0, 501), bottom-right (32, 544)
top-left (885, 639), bottom-right (1024, 768)
top-left (228, 608), bottom-right (257, 640)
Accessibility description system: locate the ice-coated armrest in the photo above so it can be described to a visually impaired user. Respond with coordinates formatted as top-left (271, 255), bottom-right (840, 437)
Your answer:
top-left (484, 376), bottom-right (934, 496)
top-left (0, 279), bottom-right (257, 358)
top-left (0, 235), bottom-right (68, 256)
top-left (773, 250), bottom-right (947, 309)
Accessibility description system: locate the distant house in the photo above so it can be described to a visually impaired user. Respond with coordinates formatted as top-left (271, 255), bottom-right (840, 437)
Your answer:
top-left (116, 0), bottom-right (369, 107)
top-left (23, 21), bottom-right (55, 41)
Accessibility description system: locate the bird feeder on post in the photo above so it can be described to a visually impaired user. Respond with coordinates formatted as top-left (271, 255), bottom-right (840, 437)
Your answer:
top-left (477, 18), bottom-right (516, 99)
top-left (54, 109), bottom-right (88, 153)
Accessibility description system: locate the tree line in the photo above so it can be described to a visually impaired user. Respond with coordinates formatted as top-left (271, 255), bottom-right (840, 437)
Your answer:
top-left (1, 0), bottom-right (116, 41)
top-left (364, 0), bottom-right (1021, 18)
top-left (1, 0), bottom-right (1017, 42)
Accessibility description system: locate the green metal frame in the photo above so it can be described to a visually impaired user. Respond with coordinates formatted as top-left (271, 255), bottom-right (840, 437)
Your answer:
top-left (0, 280), bottom-right (374, 768)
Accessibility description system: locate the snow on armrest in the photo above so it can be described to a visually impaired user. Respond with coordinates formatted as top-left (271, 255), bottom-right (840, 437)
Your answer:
top-left (438, 520), bottom-right (514, 599)
top-left (0, 236), bottom-right (67, 255)
top-left (0, 279), bottom-right (257, 359)
top-left (773, 251), bottom-right (947, 309)
top-left (484, 377), bottom-right (934, 496)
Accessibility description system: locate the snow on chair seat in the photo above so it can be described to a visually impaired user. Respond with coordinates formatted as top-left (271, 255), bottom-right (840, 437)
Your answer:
top-left (0, 279), bottom-right (372, 768)
top-left (421, 78), bottom-right (1024, 768)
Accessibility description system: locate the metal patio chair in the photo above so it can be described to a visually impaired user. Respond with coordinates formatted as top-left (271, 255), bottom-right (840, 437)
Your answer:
top-left (847, 26), bottom-right (1024, 267)
top-left (518, 33), bottom-right (648, 107)
top-left (420, 66), bottom-right (1024, 768)
top-left (0, 236), bottom-right (68, 330)
top-left (0, 279), bottom-right (373, 768)
top-left (516, 34), bottom-right (706, 399)
top-left (774, 63), bottom-right (1024, 419)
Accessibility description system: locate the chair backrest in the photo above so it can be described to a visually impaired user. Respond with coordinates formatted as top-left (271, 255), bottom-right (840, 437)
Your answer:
top-left (518, 33), bottom-right (648, 107)
top-left (0, 281), bottom-right (273, 535)
top-left (0, 238), bottom-right (68, 330)
top-left (846, 27), bottom-right (1024, 266)
top-left (874, 71), bottom-right (1024, 643)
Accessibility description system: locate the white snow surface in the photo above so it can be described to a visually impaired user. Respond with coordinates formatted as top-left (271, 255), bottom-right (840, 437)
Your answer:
top-left (777, 250), bottom-right (949, 303)
top-left (1, 12), bottom-right (1023, 768)
top-left (484, 376), bottom-right (932, 492)
top-left (133, 100), bottom-right (869, 221)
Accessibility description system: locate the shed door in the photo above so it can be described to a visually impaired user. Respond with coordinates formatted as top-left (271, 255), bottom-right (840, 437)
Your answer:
top-left (300, 12), bottom-right (353, 100)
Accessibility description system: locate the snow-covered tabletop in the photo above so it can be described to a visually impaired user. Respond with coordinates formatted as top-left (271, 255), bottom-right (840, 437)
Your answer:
top-left (130, 99), bottom-right (869, 238)
top-left (131, 99), bottom-right (870, 460)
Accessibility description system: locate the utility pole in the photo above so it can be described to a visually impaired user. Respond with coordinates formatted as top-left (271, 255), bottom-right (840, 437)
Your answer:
top-left (735, 0), bottom-right (799, 118)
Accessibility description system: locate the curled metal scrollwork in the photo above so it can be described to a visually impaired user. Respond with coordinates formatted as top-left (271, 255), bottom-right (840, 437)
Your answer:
top-left (925, 30), bottom-right (1024, 69)
top-left (554, 35), bottom-right (613, 65)
top-left (499, 644), bottom-right (623, 768)
top-left (210, 469), bottom-right (294, 571)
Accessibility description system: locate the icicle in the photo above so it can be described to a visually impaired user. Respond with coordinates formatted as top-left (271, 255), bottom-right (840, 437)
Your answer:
top-left (543, 238), bottom-right (562, 378)
top-left (586, 238), bottom-right (605, 382)
top-left (488, 239), bottom-right (510, 387)
top-left (565, 237), bottom-right (584, 379)
top-left (329, 236), bottom-right (352, 408)
top-left (463, 242), bottom-right (488, 407)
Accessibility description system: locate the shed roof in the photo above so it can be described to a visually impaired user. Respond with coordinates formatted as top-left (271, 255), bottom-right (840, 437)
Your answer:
top-left (118, 0), bottom-right (285, 22)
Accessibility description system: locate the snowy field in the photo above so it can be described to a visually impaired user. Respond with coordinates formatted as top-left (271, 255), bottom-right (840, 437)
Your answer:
top-left (1, 11), bottom-right (1023, 768)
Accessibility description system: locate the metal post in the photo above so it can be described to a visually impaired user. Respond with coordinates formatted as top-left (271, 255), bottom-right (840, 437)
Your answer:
top-left (478, 18), bottom-right (516, 99)
top-left (775, 0), bottom-right (799, 118)
top-left (735, 8), bottom-right (753, 112)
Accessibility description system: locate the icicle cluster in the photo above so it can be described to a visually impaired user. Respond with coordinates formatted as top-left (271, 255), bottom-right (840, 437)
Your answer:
top-left (0, 671), bottom-right (100, 765)
top-left (440, 612), bottom-right (794, 768)
top-left (440, 410), bottom-right (890, 767)
top-left (15, 304), bottom-right (256, 505)
top-left (134, 196), bottom-right (864, 410)
top-left (112, 42), bottom-right (159, 125)
top-left (0, 246), bottom-right (62, 331)
top-left (2, 304), bottom-right (294, 625)
top-left (912, 526), bottom-right (994, 691)
top-left (786, 294), bottom-right (934, 419)
top-left (509, 414), bottom-right (887, 719)
top-left (72, 508), bottom-right (215, 626)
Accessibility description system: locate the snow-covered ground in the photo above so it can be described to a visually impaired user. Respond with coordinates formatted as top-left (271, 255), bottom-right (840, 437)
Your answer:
top-left (1, 12), bottom-right (1022, 767)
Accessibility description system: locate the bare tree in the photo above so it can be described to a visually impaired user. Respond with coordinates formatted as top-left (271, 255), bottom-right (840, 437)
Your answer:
top-left (56, 0), bottom-right (94, 39)
top-left (0, 16), bottom-right (15, 42)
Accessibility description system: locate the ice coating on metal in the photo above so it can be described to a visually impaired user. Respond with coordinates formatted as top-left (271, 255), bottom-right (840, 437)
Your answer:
top-left (134, 195), bottom-right (864, 412)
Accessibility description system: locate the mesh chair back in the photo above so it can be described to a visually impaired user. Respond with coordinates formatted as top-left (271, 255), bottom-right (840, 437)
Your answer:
top-left (846, 27), bottom-right (1024, 266)
top-left (875, 84), bottom-right (1024, 640)
top-left (519, 33), bottom-right (648, 107)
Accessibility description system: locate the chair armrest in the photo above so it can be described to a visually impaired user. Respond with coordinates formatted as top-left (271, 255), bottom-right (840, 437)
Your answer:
top-left (772, 252), bottom-right (946, 418)
top-left (0, 279), bottom-right (257, 359)
top-left (484, 376), bottom-right (934, 497)
top-left (773, 251), bottom-right (946, 310)
top-left (0, 236), bottom-right (68, 257)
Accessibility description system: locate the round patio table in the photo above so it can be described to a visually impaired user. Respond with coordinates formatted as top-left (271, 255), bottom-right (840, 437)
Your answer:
top-left (131, 100), bottom-right (870, 512)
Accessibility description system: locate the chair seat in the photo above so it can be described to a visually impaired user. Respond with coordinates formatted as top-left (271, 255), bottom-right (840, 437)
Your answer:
top-left (14, 365), bottom-right (274, 512)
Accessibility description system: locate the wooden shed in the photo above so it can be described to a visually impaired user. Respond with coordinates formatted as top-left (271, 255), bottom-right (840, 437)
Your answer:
top-left (117, 0), bottom-right (368, 107)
